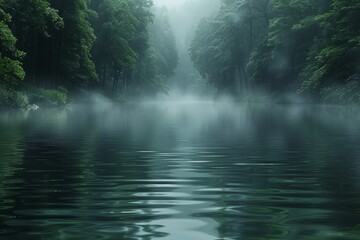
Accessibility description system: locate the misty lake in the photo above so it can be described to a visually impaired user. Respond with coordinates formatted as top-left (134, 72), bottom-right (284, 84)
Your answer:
top-left (0, 102), bottom-right (359, 240)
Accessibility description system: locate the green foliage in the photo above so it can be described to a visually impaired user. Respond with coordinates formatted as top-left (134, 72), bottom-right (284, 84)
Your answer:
top-left (55, 0), bottom-right (98, 89)
top-left (0, 83), bottom-right (67, 108)
top-left (91, 0), bottom-right (138, 90)
top-left (320, 76), bottom-right (360, 105)
top-left (5, 0), bottom-right (63, 36)
top-left (300, 0), bottom-right (360, 93)
top-left (191, 17), bottom-right (225, 90)
top-left (0, 87), bottom-right (29, 108)
top-left (130, 46), bottom-right (169, 95)
top-left (150, 8), bottom-right (178, 79)
top-left (191, 0), bottom-right (359, 103)
top-left (27, 86), bottom-right (68, 106)
top-left (247, 38), bottom-right (275, 90)
top-left (90, 0), bottom-right (177, 96)
top-left (128, 0), bottom-right (154, 57)
top-left (131, 8), bottom-right (178, 95)
top-left (1, 0), bottom-right (64, 89)
top-left (0, 0), bottom-right (178, 106)
top-left (0, 6), bottom-right (25, 86)
top-left (129, 5), bottom-right (178, 96)
top-left (0, 53), bottom-right (25, 86)
top-left (191, 0), bottom-right (272, 94)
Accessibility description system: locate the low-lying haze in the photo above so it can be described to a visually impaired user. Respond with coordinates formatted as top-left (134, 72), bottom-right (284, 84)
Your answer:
top-left (153, 0), bottom-right (188, 8)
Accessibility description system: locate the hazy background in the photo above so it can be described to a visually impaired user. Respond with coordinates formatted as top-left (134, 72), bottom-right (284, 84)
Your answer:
top-left (154, 0), bottom-right (221, 96)
top-left (153, 0), bottom-right (188, 8)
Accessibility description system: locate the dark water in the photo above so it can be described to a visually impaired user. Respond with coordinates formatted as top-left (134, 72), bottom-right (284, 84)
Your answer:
top-left (0, 102), bottom-right (359, 240)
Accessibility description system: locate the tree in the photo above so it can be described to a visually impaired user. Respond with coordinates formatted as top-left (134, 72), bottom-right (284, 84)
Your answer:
top-left (300, 0), bottom-right (360, 95)
top-left (5, 0), bottom-right (63, 87)
top-left (190, 0), bottom-right (360, 103)
top-left (190, 0), bottom-right (267, 94)
top-left (264, 0), bottom-right (329, 91)
top-left (90, 0), bottom-right (138, 92)
top-left (150, 8), bottom-right (177, 79)
top-left (0, 3), bottom-right (25, 87)
top-left (50, 0), bottom-right (98, 90)
top-left (148, 8), bottom-right (178, 92)
top-left (0, 0), bottom-right (64, 87)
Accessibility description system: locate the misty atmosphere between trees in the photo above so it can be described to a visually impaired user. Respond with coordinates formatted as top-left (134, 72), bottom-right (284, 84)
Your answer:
top-left (0, 0), bottom-right (360, 239)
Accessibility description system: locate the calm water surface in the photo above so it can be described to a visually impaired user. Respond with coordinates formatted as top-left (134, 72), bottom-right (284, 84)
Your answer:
top-left (0, 102), bottom-right (359, 240)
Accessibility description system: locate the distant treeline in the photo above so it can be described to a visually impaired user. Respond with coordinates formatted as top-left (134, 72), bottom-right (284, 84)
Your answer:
top-left (190, 0), bottom-right (360, 103)
top-left (0, 0), bottom-right (177, 106)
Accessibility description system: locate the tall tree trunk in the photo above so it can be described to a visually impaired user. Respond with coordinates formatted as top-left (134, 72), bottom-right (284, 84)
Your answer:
top-left (237, 65), bottom-right (243, 93)
top-left (241, 63), bottom-right (249, 93)
top-left (102, 63), bottom-right (106, 89)
top-left (249, 15), bottom-right (253, 53)
top-left (115, 70), bottom-right (121, 90)
top-left (32, 28), bottom-right (37, 86)
top-left (112, 76), bottom-right (116, 93)
top-left (51, 26), bottom-right (56, 88)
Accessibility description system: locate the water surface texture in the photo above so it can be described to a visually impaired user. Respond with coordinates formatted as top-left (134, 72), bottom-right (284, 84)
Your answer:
top-left (0, 102), bottom-right (360, 240)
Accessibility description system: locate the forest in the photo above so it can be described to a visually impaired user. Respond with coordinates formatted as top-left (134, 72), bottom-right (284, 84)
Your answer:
top-left (0, 0), bottom-right (359, 107)
top-left (0, 0), bottom-right (177, 107)
top-left (190, 0), bottom-right (360, 103)
top-left (1, 1), bottom-right (360, 239)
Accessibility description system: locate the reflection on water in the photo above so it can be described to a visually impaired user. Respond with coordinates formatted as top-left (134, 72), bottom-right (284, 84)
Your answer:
top-left (0, 102), bottom-right (360, 240)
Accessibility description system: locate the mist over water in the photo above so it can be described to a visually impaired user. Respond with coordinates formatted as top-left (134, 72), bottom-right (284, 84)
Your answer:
top-left (1, 102), bottom-right (360, 239)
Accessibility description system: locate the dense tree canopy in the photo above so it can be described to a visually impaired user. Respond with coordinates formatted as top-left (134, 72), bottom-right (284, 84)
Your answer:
top-left (0, 0), bottom-right (178, 105)
top-left (143, 8), bottom-right (178, 94)
top-left (191, 0), bottom-right (360, 103)
top-left (128, 1), bottom-right (178, 95)
top-left (0, 2), bottom-right (25, 86)
top-left (90, 0), bottom-right (138, 92)
top-left (1, 0), bottom-right (358, 106)
top-left (190, 0), bottom-right (272, 94)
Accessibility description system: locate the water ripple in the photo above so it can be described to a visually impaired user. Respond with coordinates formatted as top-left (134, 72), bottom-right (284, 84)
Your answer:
top-left (0, 104), bottom-right (360, 239)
